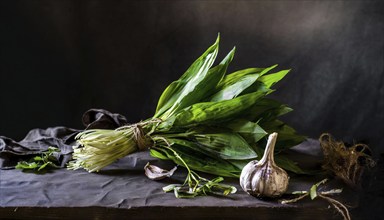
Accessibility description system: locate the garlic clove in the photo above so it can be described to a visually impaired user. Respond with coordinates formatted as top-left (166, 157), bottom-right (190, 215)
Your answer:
top-left (144, 162), bottom-right (177, 180)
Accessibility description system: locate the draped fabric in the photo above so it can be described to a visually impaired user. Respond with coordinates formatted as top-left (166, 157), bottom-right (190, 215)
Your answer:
top-left (0, 109), bottom-right (127, 169)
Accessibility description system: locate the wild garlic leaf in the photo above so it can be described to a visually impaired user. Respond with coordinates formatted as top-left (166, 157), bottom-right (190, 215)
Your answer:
top-left (243, 98), bottom-right (292, 122)
top-left (166, 47), bottom-right (236, 117)
top-left (166, 90), bottom-right (269, 128)
top-left (258, 69), bottom-right (290, 89)
top-left (152, 140), bottom-right (240, 177)
top-left (260, 119), bottom-right (306, 150)
top-left (210, 65), bottom-right (278, 102)
top-left (274, 155), bottom-right (308, 175)
top-left (250, 147), bottom-right (311, 175)
top-left (209, 73), bottom-right (261, 102)
top-left (225, 119), bottom-right (267, 143)
top-left (194, 132), bottom-right (257, 160)
top-left (192, 47), bottom-right (236, 102)
top-left (239, 69), bottom-right (290, 96)
top-left (154, 35), bottom-right (220, 119)
top-left (149, 148), bottom-right (169, 160)
top-left (218, 64), bottom-right (277, 89)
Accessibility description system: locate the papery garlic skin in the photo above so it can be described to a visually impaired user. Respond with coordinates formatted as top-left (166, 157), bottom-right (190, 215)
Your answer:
top-left (240, 132), bottom-right (289, 198)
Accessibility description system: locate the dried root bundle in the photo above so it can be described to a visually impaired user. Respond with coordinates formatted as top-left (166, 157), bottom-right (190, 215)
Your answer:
top-left (319, 133), bottom-right (375, 187)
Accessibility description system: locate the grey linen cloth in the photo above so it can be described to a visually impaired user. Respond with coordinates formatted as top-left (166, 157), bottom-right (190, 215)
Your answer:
top-left (0, 109), bottom-right (127, 169)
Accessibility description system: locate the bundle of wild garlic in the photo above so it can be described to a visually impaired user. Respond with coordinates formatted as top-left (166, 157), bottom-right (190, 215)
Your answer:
top-left (68, 35), bottom-right (305, 197)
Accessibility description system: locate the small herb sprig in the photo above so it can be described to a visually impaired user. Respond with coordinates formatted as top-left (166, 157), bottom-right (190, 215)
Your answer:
top-left (16, 147), bottom-right (60, 172)
top-left (158, 143), bottom-right (236, 198)
top-left (281, 179), bottom-right (350, 220)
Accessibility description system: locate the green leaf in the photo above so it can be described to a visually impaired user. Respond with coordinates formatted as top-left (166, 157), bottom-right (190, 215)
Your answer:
top-left (241, 98), bottom-right (289, 122)
top-left (33, 156), bottom-right (43, 161)
top-left (193, 47), bottom-right (236, 102)
top-left (15, 147), bottom-right (61, 172)
top-left (274, 155), bottom-right (308, 175)
top-left (15, 161), bottom-right (38, 170)
top-left (260, 120), bottom-right (306, 151)
top-left (167, 47), bottom-right (236, 117)
top-left (163, 184), bottom-right (178, 192)
top-left (210, 65), bottom-right (278, 102)
top-left (38, 162), bottom-right (52, 171)
top-left (239, 69), bottom-right (290, 96)
top-left (202, 177), bottom-right (237, 196)
top-left (152, 140), bottom-right (241, 177)
top-left (209, 73), bottom-right (261, 102)
top-left (310, 184), bottom-right (318, 200)
top-left (162, 90), bottom-right (269, 129)
top-left (194, 132), bottom-right (257, 160)
top-left (297, 179), bottom-right (330, 200)
top-left (250, 147), bottom-right (310, 175)
top-left (154, 35), bottom-right (220, 119)
top-left (149, 148), bottom-right (169, 160)
top-left (218, 65), bottom-right (277, 89)
top-left (163, 177), bottom-right (236, 198)
top-left (47, 146), bottom-right (60, 153)
top-left (225, 119), bottom-right (267, 143)
top-left (174, 188), bottom-right (199, 198)
top-left (226, 159), bottom-right (250, 170)
top-left (258, 69), bottom-right (290, 89)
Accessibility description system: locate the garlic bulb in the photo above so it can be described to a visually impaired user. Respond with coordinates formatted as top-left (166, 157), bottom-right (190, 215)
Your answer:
top-left (240, 132), bottom-right (289, 198)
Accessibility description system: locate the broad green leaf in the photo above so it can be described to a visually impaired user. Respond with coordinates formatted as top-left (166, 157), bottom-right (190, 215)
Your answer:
top-left (149, 148), bottom-right (169, 160)
top-left (225, 119), bottom-right (267, 143)
top-left (218, 64), bottom-right (277, 89)
top-left (243, 98), bottom-right (293, 122)
top-left (210, 65), bottom-right (278, 102)
top-left (258, 69), bottom-right (290, 89)
top-left (154, 81), bottom-right (179, 117)
top-left (152, 140), bottom-right (241, 177)
top-left (260, 120), bottom-right (306, 151)
top-left (239, 81), bottom-right (272, 96)
top-left (154, 35), bottom-right (220, 118)
top-left (227, 159), bottom-right (250, 170)
top-left (163, 90), bottom-right (269, 129)
top-left (251, 147), bottom-right (310, 174)
top-left (256, 105), bottom-right (293, 124)
top-left (194, 132), bottom-right (258, 160)
top-left (209, 73), bottom-right (261, 101)
top-left (226, 154), bottom-right (310, 175)
top-left (173, 47), bottom-right (236, 109)
top-left (274, 155), bottom-right (308, 175)
top-left (240, 69), bottom-right (290, 95)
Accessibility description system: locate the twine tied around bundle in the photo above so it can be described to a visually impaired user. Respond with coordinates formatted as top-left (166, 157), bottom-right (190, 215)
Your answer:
top-left (117, 118), bottom-right (162, 151)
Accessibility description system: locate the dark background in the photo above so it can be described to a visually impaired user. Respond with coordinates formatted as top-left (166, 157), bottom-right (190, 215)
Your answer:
top-left (0, 1), bottom-right (383, 156)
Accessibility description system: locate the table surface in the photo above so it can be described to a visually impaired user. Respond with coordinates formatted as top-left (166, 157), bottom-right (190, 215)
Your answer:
top-left (1, 140), bottom-right (382, 220)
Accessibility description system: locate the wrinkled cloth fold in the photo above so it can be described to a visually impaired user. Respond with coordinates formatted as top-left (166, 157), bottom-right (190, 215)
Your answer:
top-left (0, 109), bottom-right (128, 169)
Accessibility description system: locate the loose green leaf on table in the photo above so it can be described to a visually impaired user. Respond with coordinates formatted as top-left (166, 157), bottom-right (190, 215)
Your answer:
top-left (16, 147), bottom-right (60, 172)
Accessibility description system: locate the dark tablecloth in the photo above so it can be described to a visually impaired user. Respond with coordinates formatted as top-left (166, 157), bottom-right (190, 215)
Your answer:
top-left (2, 139), bottom-right (381, 220)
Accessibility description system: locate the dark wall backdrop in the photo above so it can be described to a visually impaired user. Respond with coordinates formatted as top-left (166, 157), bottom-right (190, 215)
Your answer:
top-left (1, 1), bottom-right (383, 155)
